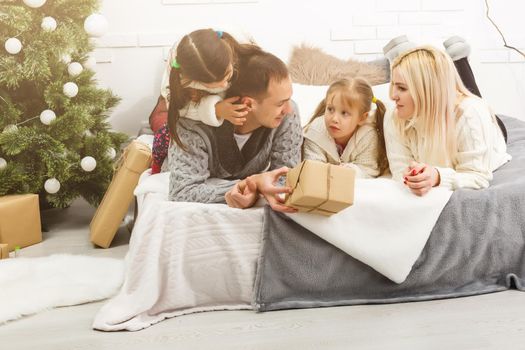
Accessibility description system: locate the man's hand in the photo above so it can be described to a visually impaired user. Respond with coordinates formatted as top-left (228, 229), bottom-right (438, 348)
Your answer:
top-left (403, 161), bottom-right (440, 196)
top-left (247, 167), bottom-right (298, 213)
top-left (215, 97), bottom-right (249, 126)
top-left (225, 179), bottom-right (259, 209)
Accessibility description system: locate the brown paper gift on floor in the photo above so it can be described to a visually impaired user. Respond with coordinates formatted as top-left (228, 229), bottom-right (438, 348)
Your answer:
top-left (0, 194), bottom-right (42, 251)
top-left (0, 243), bottom-right (9, 259)
top-left (285, 160), bottom-right (355, 216)
top-left (90, 140), bottom-right (152, 248)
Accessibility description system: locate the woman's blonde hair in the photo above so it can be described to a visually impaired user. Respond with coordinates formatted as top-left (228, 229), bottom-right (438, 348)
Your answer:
top-left (390, 46), bottom-right (475, 167)
top-left (306, 78), bottom-right (389, 174)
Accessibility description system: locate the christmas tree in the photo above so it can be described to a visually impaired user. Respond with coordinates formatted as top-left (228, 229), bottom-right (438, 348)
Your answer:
top-left (0, 0), bottom-right (128, 208)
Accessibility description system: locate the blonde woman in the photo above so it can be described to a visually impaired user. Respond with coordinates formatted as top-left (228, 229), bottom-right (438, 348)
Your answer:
top-left (384, 46), bottom-right (511, 196)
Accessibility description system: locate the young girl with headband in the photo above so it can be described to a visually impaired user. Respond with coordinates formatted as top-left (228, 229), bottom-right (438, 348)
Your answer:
top-left (151, 28), bottom-right (262, 173)
top-left (303, 78), bottom-right (388, 178)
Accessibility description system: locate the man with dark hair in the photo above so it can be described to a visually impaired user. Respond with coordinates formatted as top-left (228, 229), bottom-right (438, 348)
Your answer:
top-left (168, 50), bottom-right (302, 212)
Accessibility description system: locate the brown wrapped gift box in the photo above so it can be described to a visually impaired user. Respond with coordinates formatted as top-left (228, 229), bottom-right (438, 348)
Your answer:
top-left (285, 160), bottom-right (355, 216)
top-left (0, 243), bottom-right (9, 259)
top-left (90, 140), bottom-right (152, 248)
top-left (0, 194), bottom-right (42, 251)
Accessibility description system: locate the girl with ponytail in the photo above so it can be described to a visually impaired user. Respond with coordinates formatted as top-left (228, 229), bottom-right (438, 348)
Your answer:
top-left (303, 78), bottom-right (388, 178)
top-left (151, 28), bottom-right (261, 173)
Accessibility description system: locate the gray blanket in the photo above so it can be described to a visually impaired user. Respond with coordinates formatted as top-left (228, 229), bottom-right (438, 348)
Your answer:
top-left (254, 115), bottom-right (525, 312)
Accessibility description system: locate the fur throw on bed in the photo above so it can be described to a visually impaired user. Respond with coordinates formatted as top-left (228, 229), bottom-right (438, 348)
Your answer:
top-left (288, 45), bottom-right (389, 86)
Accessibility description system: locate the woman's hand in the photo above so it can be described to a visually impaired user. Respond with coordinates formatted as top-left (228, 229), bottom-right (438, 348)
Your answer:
top-left (215, 97), bottom-right (249, 126)
top-left (225, 179), bottom-right (258, 209)
top-left (403, 161), bottom-right (440, 196)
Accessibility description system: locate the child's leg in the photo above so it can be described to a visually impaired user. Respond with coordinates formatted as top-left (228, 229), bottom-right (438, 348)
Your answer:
top-left (443, 36), bottom-right (507, 142)
top-left (443, 36), bottom-right (481, 97)
top-left (383, 35), bottom-right (482, 97)
top-left (453, 58), bottom-right (482, 97)
top-left (151, 124), bottom-right (170, 174)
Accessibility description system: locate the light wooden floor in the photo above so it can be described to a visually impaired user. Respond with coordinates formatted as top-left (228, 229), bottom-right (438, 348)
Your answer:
top-left (1, 199), bottom-right (524, 350)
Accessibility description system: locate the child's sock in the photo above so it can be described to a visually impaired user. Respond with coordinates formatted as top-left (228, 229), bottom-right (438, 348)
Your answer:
top-left (443, 36), bottom-right (471, 61)
top-left (383, 35), bottom-right (416, 64)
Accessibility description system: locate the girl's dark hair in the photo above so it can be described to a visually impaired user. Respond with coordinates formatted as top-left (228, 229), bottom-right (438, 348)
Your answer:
top-left (305, 78), bottom-right (389, 174)
top-left (168, 29), bottom-right (262, 150)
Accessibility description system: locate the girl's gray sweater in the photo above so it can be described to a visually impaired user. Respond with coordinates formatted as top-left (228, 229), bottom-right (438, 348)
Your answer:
top-left (168, 105), bottom-right (303, 203)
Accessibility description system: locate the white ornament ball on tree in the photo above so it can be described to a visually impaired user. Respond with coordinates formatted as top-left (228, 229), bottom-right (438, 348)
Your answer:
top-left (84, 56), bottom-right (96, 70)
top-left (0, 157), bottom-right (7, 170)
top-left (23, 0), bottom-right (46, 8)
top-left (106, 147), bottom-right (116, 160)
top-left (60, 53), bottom-right (72, 64)
top-left (67, 62), bottom-right (83, 77)
top-left (41, 16), bottom-right (57, 31)
top-left (5, 38), bottom-right (22, 55)
top-left (80, 156), bottom-right (97, 172)
top-left (44, 178), bottom-right (60, 194)
top-left (63, 82), bottom-right (78, 98)
top-left (3, 124), bottom-right (18, 133)
top-left (40, 109), bottom-right (56, 125)
top-left (84, 14), bottom-right (108, 37)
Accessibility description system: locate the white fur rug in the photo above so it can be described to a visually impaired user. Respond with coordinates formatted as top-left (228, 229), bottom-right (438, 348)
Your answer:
top-left (0, 254), bottom-right (124, 324)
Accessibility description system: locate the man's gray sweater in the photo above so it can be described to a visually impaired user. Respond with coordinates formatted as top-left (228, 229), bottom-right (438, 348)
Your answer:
top-left (168, 106), bottom-right (303, 203)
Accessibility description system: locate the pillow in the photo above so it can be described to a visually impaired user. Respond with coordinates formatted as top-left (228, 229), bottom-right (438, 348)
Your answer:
top-left (288, 45), bottom-right (389, 86)
top-left (292, 82), bottom-right (394, 127)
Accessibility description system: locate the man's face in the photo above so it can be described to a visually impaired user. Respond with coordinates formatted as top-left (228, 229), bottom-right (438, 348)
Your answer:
top-left (251, 76), bottom-right (293, 129)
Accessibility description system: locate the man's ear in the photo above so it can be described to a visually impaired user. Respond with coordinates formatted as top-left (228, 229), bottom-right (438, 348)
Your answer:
top-left (241, 96), bottom-right (255, 109)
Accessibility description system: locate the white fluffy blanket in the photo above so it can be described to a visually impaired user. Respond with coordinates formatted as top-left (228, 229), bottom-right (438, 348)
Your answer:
top-left (93, 172), bottom-right (451, 331)
top-left (93, 186), bottom-right (263, 331)
top-left (0, 254), bottom-right (124, 324)
top-left (287, 178), bottom-right (452, 283)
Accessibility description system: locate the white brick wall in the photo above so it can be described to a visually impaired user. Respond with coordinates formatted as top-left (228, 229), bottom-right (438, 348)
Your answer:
top-left (398, 12), bottom-right (443, 25)
top-left (376, 25), bottom-right (419, 39)
top-left (509, 50), bottom-right (525, 63)
top-left (478, 50), bottom-right (510, 63)
top-left (330, 27), bottom-right (376, 41)
top-left (354, 40), bottom-right (389, 54)
top-left (95, 0), bottom-right (525, 134)
top-left (97, 34), bottom-right (137, 48)
top-left (352, 13), bottom-right (398, 26)
top-left (376, 0), bottom-right (419, 12)
top-left (420, 0), bottom-right (464, 11)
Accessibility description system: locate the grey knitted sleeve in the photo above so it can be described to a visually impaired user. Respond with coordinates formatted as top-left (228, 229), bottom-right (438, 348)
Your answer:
top-left (270, 106), bottom-right (303, 170)
top-left (168, 127), bottom-right (237, 203)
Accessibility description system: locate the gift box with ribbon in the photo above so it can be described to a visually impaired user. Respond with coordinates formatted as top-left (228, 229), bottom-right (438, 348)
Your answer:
top-left (90, 140), bottom-right (152, 248)
top-left (0, 243), bottom-right (10, 259)
top-left (285, 160), bottom-right (355, 216)
top-left (0, 194), bottom-right (42, 251)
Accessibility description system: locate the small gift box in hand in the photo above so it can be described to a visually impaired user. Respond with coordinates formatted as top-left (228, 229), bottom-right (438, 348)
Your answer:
top-left (285, 160), bottom-right (355, 216)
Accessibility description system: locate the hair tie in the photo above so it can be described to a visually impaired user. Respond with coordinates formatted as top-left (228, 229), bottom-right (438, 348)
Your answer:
top-left (372, 96), bottom-right (377, 104)
top-left (171, 58), bottom-right (180, 69)
top-left (216, 30), bottom-right (223, 39)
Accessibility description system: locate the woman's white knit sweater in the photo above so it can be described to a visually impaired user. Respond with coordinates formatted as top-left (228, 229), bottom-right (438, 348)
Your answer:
top-left (384, 96), bottom-right (511, 190)
top-left (303, 116), bottom-right (381, 178)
